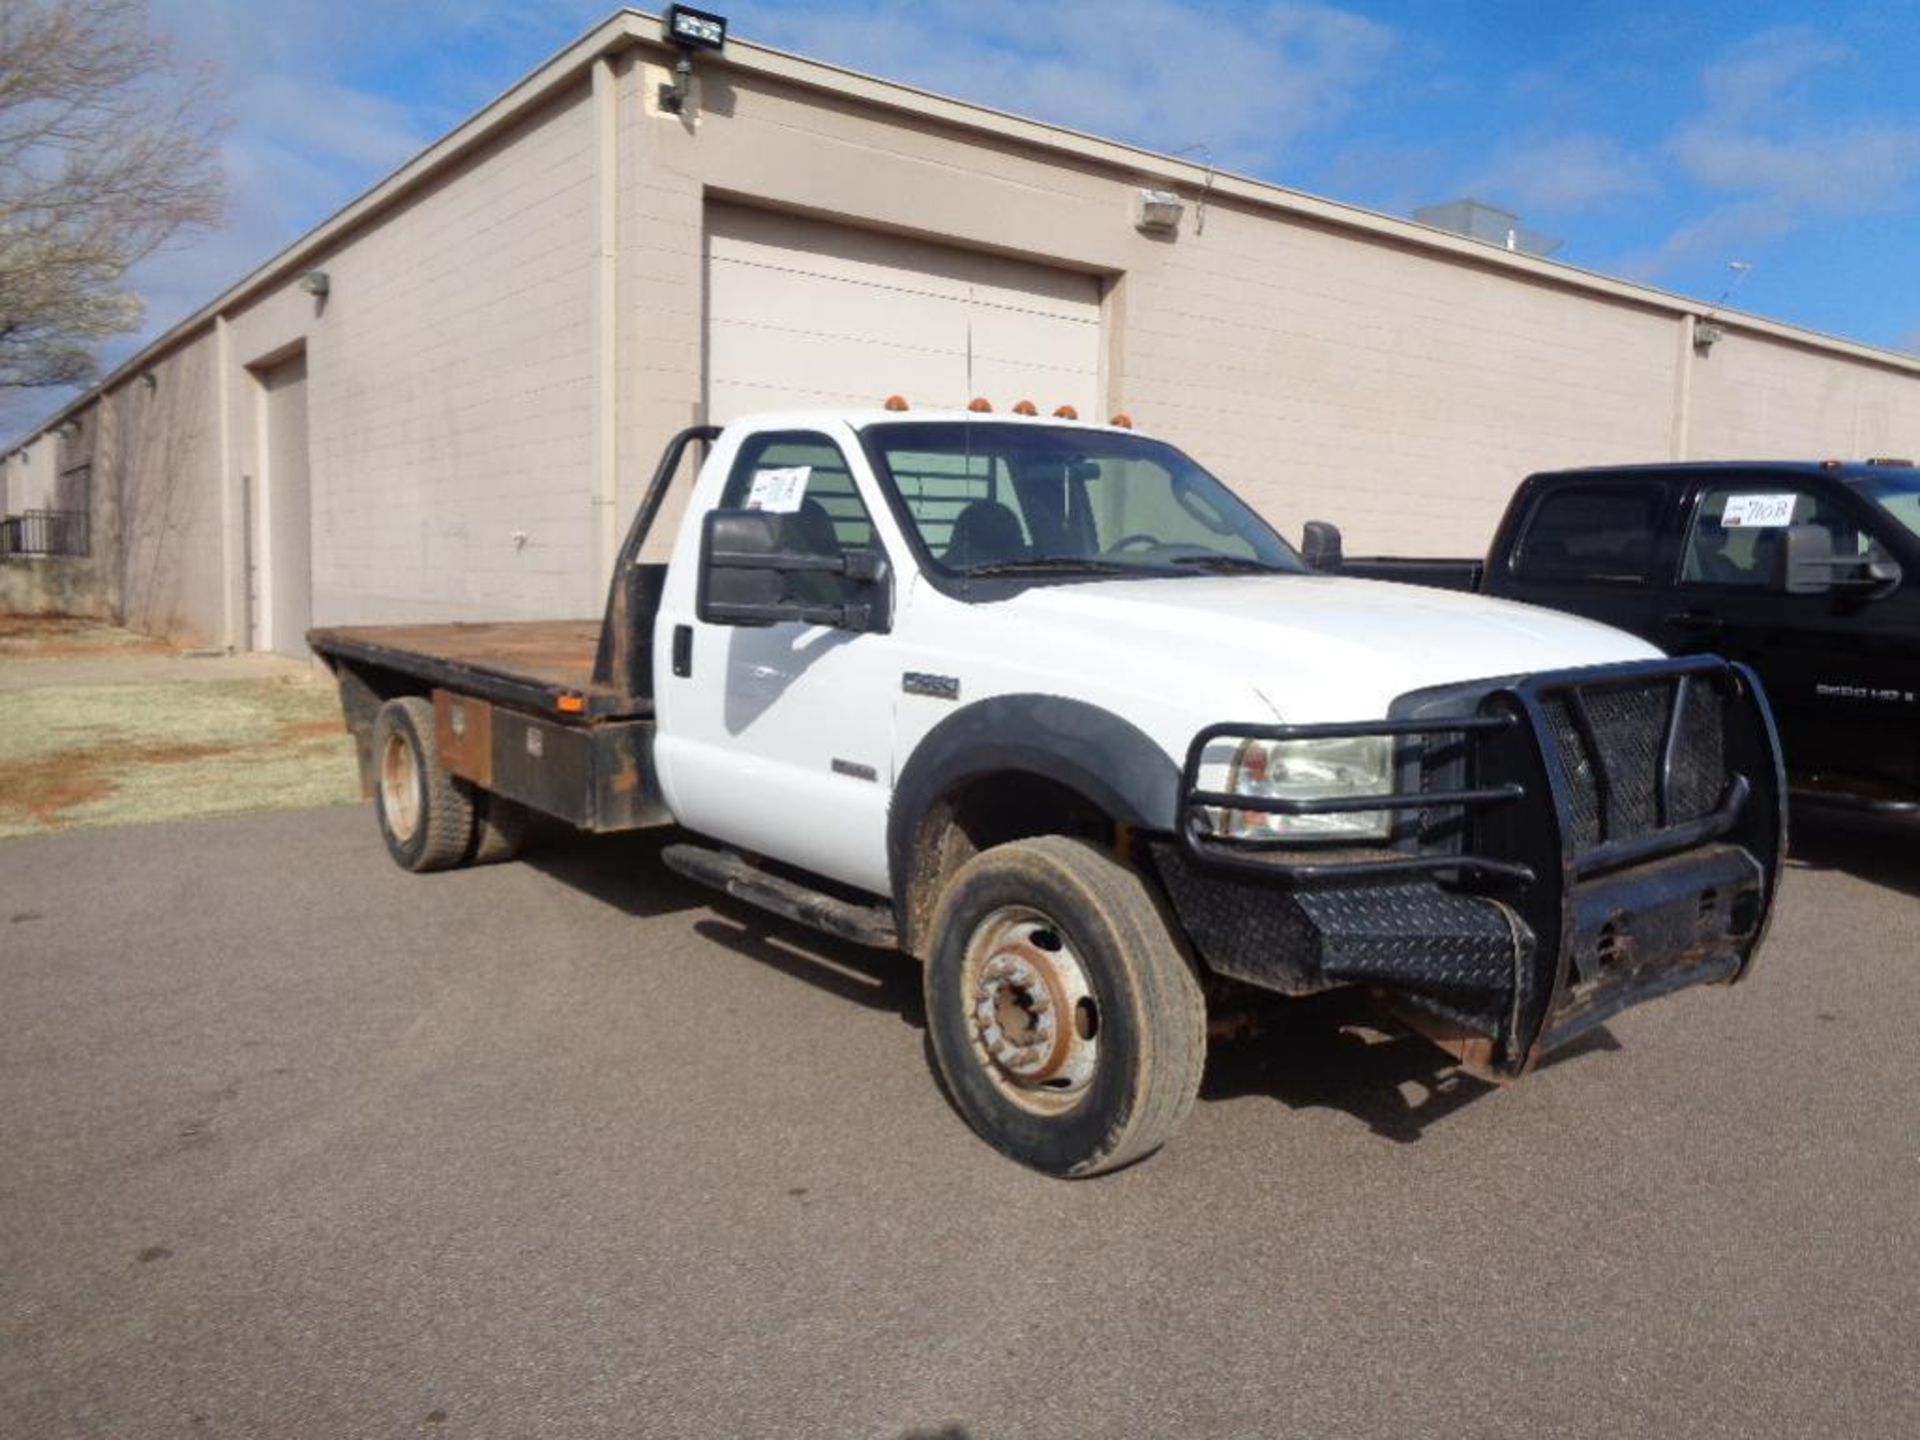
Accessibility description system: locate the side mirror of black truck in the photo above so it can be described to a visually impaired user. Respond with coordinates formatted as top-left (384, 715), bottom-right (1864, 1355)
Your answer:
top-left (1775, 523), bottom-right (1902, 597)
top-left (1302, 520), bottom-right (1344, 572)
top-left (696, 508), bottom-right (890, 632)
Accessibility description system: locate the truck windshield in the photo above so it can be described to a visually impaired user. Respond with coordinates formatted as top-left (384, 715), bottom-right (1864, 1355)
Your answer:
top-left (860, 421), bottom-right (1302, 578)
top-left (1854, 470), bottom-right (1920, 542)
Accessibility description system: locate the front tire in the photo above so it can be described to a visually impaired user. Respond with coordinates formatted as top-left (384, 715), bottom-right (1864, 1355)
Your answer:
top-left (372, 697), bottom-right (476, 873)
top-left (923, 836), bottom-right (1207, 1177)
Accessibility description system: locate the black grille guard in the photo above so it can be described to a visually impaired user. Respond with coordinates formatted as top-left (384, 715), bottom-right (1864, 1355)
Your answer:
top-left (1175, 654), bottom-right (1789, 1074)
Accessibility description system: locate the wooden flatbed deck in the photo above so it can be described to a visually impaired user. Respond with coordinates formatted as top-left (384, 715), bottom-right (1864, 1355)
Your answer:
top-left (310, 620), bottom-right (646, 719)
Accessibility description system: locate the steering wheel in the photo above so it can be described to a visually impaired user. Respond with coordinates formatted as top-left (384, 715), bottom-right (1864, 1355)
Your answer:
top-left (1105, 533), bottom-right (1164, 554)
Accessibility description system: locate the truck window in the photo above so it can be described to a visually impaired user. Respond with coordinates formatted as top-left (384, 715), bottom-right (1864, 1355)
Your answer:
top-left (1681, 485), bottom-right (1869, 588)
top-left (863, 422), bottom-right (1299, 576)
top-left (720, 432), bottom-right (876, 550)
top-left (881, 448), bottom-right (1023, 554)
top-left (1511, 485), bottom-right (1659, 583)
top-left (720, 431), bottom-right (879, 606)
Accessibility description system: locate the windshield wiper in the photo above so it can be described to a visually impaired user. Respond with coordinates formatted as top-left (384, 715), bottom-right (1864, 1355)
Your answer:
top-left (1161, 553), bottom-right (1293, 574)
top-left (963, 557), bottom-right (1139, 578)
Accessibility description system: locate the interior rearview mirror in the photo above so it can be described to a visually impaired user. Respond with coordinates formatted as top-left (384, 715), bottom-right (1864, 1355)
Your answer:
top-left (1302, 520), bottom-right (1343, 572)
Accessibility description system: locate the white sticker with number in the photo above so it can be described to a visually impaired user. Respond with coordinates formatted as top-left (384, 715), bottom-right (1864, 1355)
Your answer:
top-left (1720, 493), bottom-right (1796, 528)
top-left (746, 466), bottom-right (811, 513)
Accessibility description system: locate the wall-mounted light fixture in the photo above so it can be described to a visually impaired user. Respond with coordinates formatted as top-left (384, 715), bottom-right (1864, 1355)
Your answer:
top-left (298, 270), bottom-right (330, 298)
top-left (660, 4), bottom-right (728, 114)
top-left (1136, 189), bottom-right (1185, 236)
top-left (140, 370), bottom-right (158, 392)
top-left (1693, 320), bottom-right (1725, 355)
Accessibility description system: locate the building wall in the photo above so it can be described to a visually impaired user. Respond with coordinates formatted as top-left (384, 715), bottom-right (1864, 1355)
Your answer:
top-left (112, 331), bottom-right (224, 640)
top-left (226, 81), bottom-right (603, 631)
top-left (616, 60), bottom-right (1919, 560)
top-left (1689, 329), bottom-right (1920, 462)
top-left (10, 28), bottom-right (1920, 645)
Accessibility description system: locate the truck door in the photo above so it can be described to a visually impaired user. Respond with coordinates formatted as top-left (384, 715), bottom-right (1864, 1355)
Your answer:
top-left (1492, 476), bottom-right (1677, 640)
top-left (1661, 477), bottom-right (1912, 794)
top-left (652, 427), bottom-right (902, 895)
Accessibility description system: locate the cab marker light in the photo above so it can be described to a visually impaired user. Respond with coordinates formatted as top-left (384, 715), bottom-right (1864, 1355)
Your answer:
top-left (1053, 405), bottom-right (1079, 419)
top-left (968, 397), bottom-right (994, 412)
top-left (884, 394), bottom-right (909, 411)
top-left (1109, 412), bottom-right (1134, 429)
top-left (1012, 400), bottom-right (1038, 415)
top-left (557, 693), bottom-right (586, 714)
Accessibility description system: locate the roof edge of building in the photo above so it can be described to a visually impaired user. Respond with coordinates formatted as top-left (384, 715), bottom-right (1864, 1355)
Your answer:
top-left (10, 4), bottom-right (1920, 453)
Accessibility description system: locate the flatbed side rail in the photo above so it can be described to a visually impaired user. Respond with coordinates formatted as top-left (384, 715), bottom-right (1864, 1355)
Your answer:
top-left (308, 628), bottom-right (621, 721)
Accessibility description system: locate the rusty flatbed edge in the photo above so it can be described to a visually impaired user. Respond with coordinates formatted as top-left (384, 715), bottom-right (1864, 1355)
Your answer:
top-left (309, 621), bottom-right (650, 721)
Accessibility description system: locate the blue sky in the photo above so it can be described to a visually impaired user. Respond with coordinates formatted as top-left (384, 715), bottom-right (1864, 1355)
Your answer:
top-left (81, 1), bottom-right (1920, 409)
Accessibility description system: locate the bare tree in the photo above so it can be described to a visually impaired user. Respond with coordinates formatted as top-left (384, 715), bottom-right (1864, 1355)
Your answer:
top-left (0, 0), bottom-right (223, 393)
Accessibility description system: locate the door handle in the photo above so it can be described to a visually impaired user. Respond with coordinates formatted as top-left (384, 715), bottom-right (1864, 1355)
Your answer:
top-left (1663, 610), bottom-right (1724, 636)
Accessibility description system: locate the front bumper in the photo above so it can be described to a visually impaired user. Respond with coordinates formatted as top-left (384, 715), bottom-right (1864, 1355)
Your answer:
top-left (1159, 655), bottom-right (1786, 1077)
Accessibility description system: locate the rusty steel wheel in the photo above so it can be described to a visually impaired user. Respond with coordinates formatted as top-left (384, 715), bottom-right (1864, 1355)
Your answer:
top-left (371, 697), bottom-right (476, 873)
top-left (924, 836), bottom-right (1207, 1177)
top-left (379, 725), bottom-right (423, 843)
top-left (961, 907), bottom-right (1101, 1115)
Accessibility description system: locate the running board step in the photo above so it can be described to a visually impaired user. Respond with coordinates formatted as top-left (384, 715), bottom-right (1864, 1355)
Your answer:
top-left (661, 843), bottom-right (898, 949)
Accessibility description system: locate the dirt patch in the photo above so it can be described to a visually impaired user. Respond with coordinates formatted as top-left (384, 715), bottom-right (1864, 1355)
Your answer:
top-left (0, 677), bottom-right (360, 838)
top-left (0, 762), bottom-right (114, 826)
top-left (0, 616), bottom-right (174, 661)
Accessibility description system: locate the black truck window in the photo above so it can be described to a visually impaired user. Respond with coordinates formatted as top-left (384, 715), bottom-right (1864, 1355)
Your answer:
top-left (1511, 484), bottom-right (1659, 583)
top-left (1681, 485), bottom-right (1866, 588)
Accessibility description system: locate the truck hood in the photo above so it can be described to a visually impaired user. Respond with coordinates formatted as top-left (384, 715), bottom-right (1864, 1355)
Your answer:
top-left (994, 572), bottom-right (1662, 721)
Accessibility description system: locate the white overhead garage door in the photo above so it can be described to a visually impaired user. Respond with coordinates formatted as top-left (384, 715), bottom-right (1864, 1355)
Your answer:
top-left (705, 203), bottom-right (1103, 423)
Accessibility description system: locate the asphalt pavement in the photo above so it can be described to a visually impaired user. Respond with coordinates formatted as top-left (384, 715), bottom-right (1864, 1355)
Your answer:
top-left (1, 805), bottom-right (1915, 1438)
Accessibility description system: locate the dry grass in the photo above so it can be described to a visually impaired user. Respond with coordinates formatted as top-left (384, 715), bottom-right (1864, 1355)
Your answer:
top-left (0, 675), bottom-right (361, 838)
top-left (0, 615), bottom-right (173, 661)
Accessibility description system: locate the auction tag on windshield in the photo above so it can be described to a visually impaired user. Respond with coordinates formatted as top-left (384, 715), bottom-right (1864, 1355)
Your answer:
top-left (746, 466), bottom-right (810, 514)
top-left (1721, 493), bottom-right (1797, 528)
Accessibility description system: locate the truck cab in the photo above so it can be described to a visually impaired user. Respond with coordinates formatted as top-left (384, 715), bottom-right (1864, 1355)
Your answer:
top-left (314, 410), bottom-right (1787, 1176)
top-left (1484, 461), bottom-right (1920, 812)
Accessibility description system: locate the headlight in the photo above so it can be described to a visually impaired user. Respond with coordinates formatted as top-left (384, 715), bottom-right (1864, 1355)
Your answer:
top-left (1212, 735), bottom-right (1394, 842)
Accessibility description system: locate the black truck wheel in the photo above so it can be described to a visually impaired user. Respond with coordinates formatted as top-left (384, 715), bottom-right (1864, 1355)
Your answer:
top-left (372, 697), bottom-right (476, 873)
top-left (923, 836), bottom-right (1207, 1177)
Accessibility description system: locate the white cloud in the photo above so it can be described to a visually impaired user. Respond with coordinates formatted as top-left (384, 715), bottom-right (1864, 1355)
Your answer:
top-left (1466, 132), bottom-right (1657, 215)
top-left (733, 0), bottom-right (1396, 171)
top-left (1632, 26), bottom-right (1920, 273)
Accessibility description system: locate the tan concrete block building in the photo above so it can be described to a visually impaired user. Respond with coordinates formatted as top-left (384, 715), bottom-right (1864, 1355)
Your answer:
top-left (5, 6), bottom-right (1919, 653)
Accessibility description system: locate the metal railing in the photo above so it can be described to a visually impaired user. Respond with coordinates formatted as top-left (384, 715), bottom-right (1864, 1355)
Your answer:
top-left (0, 508), bottom-right (90, 558)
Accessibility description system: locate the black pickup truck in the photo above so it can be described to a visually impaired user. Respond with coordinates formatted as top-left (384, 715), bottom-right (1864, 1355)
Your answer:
top-left (1314, 459), bottom-right (1920, 814)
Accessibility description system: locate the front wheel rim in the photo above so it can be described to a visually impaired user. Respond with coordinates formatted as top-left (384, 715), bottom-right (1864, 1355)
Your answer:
top-left (379, 729), bottom-right (423, 843)
top-left (960, 906), bottom-right (1101, 1115)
